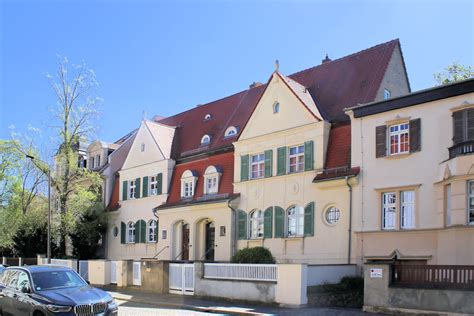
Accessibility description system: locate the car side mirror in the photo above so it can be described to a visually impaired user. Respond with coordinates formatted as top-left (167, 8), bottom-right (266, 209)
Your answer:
top-left (21, 285), bottom-right (30, 294)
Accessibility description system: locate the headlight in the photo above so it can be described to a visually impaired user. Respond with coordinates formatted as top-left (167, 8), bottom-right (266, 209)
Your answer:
top-left (107, 299), bottom-right (118, 310)
top-left (46, 304), bottom-right (72, 313)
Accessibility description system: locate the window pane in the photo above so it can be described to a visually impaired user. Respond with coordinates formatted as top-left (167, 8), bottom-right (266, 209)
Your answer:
top-left (382, 192), bottom-right (396, 229)
top-left (401, 190), bottom-right (415, 228)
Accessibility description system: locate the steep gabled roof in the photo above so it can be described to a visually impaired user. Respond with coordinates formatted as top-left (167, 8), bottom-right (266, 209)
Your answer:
top-left (143, 120), bottom-right (176, 159)
top-left (157, 39), bottom-right (401, 159)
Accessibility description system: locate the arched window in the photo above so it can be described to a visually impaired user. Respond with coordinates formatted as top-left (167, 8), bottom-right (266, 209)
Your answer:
top-left (287, 205), bottom-right (304, 237)
top-left (181, 170), bottom-right (197, 198)
top-left (147, 219), bottom-right (158, 242)
top-left (249, 210), bottom-right (264, 239)
top-left (204, 114), bottom-right (212, 121)
top-left (224, 126), bottom-right (238, 138)
top-left (325, 206), bottom-right (341, 225)
top-left (201, 134), bottom-right (211, 145)
top-left (127, 222), bottom-right (136, 243)
top-left (273, 102), bottom-right (280, 114)
top-left (204, 165), bottom-right (221, 195)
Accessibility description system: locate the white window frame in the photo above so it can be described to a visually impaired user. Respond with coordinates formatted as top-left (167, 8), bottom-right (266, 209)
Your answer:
top-left (250, 153), bottom-right (265, 179)
top-left (288, 145), bottom-right (305, 173)
top-left (181, 170), bottom-right (197, 198)
top-left (468, 180), bottom-right (474, 224)
top-left (389, 123), bottom-right (410, 155)
top-left (287, 205), bottom-right (304, 237)
top-left (384, 89), bottom-right (391, 100)
top-left (203, 166), bottom-right (221, 195)
top-left (127, 222), bottom-right (136, 243)
top-left (382, 192), bottom-right (396, 230)
top-left (147, 220), bottom-right (157, 243)
top-left (400, 190), bottom-right (415, 229)
top-left (95, 154), bottom-right (100, 168)
top-left (445, 184), bottom-right (452, 226)
top-left (129, 179), bottom-right (136, 199)
top-left (325, 206), bottom-right (341, 225)
top-left (224, 126), bottom-right (238, 138)
top-left (273, 102), bottom-right (280, 114)
top-left (201, 135), bottom-right (211, 145)
top-left (249, 210), bottom-right (264, 239)
top-left (149, 175), bottom-right (158, 196)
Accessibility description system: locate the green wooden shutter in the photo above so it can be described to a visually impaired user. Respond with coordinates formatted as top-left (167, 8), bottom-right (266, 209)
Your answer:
top-left (409, 118), bottom-right (421, 153)
top-left (157, 173), bottom-right (163, 195)
top-left (121, 222), bottom-right (126, 244)
top-left (135, 178), bottom-right (141, 199)
top-left (241, 155), bottom-right (249, 181)
top-left (142, 176), bottom-right (149, 197)
top-left (264, 207), bottom-right (273, 238)
top-left (304, 141), bottom-right (314, 171)
top-left (264, 150), bottom-right (273, 178)
top-left (304, 202), bottom-right (315, 236)
top-left (274, 206), bottom-right (285, 238)
top-left (237, 210), bottom-right (247, 240)
top-left (376, 125), bottom-right (387, 158)
top-left (136, 220), bottom-right (146, 243)
top-left (277, 147), bottom-right (287, 176)
top-left (122, 181), bottom-right (128, 201)
top-left (452, 111), bottom-right (464, 144)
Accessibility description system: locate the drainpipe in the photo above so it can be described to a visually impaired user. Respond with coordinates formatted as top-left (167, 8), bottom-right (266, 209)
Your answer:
top-left (227, 196), bottom-right (239, 258)
top-left (346, 176), bottom-right (353, 265)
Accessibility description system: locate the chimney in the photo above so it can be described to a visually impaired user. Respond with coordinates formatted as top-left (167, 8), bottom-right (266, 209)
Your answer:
top-left (322, 54), bottom-right (332, 64)
top-left (249, 81), bottom-right (263, 89)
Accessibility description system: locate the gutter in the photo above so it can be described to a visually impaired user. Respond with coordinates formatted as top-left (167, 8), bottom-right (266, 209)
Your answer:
top-left (345, 175), bottom-right (355, 265)
top-left (227, 195), bottom-right (240, 258)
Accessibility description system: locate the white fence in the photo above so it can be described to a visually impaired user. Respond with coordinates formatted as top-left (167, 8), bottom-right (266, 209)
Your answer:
top-left (204, 263), bottom-right (278, 282)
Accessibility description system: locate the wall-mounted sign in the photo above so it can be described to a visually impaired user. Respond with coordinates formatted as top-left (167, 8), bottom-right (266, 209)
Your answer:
top-left (370, 268), bottom-right (383, 278)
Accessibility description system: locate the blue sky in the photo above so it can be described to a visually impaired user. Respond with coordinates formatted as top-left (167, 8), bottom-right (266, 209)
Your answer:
top-left (1, 0), bottom-right (473, 147)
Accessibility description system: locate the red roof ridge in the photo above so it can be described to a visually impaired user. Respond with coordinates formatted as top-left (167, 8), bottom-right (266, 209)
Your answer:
top-left (288, 39), bottom-right (400, 79)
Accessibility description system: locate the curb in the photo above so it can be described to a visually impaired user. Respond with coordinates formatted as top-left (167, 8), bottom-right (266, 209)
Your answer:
top-left (109, 292), bottom-right (268, 315)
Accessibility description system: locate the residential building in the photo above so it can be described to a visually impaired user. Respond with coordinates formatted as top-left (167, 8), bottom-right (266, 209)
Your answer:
top-left (347, 78), bottom-right (474, 266)
top-left (102, 39), bottom-right (411, 263)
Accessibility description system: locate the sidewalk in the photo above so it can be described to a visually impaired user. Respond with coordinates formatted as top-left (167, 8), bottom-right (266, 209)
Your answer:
top-left (100, 285), bottom-right (377, 315)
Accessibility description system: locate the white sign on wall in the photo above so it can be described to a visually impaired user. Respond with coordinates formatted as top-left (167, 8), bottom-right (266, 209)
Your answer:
top-left (370, 268), bottom-right (383, 278)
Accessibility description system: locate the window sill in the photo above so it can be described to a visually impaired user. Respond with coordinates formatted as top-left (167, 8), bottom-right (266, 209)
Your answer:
top-left (284, 236), bottom-right (304, 240)
top-left (386, 152), bottom-right (411, 160)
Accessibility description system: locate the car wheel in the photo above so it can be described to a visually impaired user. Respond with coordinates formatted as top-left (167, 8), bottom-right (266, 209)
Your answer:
top-left (33, 311), bottom-right (45, 316)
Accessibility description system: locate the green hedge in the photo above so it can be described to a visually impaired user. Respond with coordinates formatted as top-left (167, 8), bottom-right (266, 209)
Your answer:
top-left (231, 247), bottom-right (275, 264)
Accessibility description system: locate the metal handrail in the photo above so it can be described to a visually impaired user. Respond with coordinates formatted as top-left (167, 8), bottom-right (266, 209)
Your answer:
top-left (173, 247), bottom-right (189, 261)
top-left (153, 246), bottom-right (169, 259)
top-left (200, 245), bottom-right (215, 261)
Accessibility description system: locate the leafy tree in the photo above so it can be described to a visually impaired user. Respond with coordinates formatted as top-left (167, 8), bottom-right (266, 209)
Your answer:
top-left (46, 57), bottom-right (102, 256)
top-left (434, 62), bottom-right (474, 85)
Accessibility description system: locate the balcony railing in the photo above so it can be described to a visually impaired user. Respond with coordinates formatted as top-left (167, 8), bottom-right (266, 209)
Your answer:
top-left (449, 140), bottom-right (474, 159)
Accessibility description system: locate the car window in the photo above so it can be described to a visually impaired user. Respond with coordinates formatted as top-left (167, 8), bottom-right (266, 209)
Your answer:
top-left (31, 270), bottom-right (86, 291)
top-left (16, 271), bottom-right (30, 291)
top-left (5, 270), bottom-right (19, 289)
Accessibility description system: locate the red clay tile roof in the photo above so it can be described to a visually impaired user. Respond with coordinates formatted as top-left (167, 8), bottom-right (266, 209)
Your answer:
top-left (161, 152), bottom-right (235, 208)
top-left (325, 123), bottom-right (352, 170)
top-left (157, 39), bottom-right (401, 159)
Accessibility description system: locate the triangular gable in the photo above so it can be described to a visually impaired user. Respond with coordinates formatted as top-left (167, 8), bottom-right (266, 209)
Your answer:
top-left (122, 120), bottom-right (176, 170)
top-left (239, 72), bottom-right (321, 140)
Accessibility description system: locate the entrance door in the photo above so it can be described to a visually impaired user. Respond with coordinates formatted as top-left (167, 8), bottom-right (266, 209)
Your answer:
top-left (205, 222), bottom-right (215, 261)
top-left (133, 261), bottom-right (141, 286)
top-left (181, 224), bottom-right (190, 261)
top-left (110, 261), bottom-right (118, 284)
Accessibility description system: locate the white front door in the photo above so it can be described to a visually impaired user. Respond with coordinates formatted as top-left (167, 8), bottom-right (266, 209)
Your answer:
top-left (133, 261), bottom-right (141, 286)
top-left (110, 261), bottom-right (117, 284)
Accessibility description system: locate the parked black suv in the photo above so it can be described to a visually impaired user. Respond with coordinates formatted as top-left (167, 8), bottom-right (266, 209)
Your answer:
top-left (0, 265), bottom-right (118, 316)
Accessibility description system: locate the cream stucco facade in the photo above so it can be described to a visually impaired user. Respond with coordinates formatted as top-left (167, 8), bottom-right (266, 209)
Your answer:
top-left (234, 72), bottom-right (355, 264)
top-left (348, 89), bottom-right (474, 266)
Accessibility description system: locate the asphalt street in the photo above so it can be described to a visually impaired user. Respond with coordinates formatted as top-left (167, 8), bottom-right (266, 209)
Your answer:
top-left (116, 299), bottom-right (219, 315)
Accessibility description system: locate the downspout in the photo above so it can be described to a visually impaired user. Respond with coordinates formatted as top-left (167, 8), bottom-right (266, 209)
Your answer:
top-left (227, 196), bottom-right (239, 258)
top-left (346, 176), bottom-right (353, 265)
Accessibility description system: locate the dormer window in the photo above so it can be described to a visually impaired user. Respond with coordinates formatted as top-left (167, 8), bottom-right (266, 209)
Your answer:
top-left (204, 114), bottom-right (212, 121)
top-left (181, 170), bottom-right (197, 198)
top-left (201, 134), bottom-right (211, 145)
top-left (273, 102), bottom-right (280, 114)
top-left (141, 143), bottom-right (145, 152)
top-left (224, 126), bottom-right (238, 138)
top-left (384, 89), bottom-right (391, 100)
top-left (204, 165), bottom-right (221, 195)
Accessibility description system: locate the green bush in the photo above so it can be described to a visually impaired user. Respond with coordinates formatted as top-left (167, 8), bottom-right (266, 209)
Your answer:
top-left (231, 247), bottom-right (275, 264)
